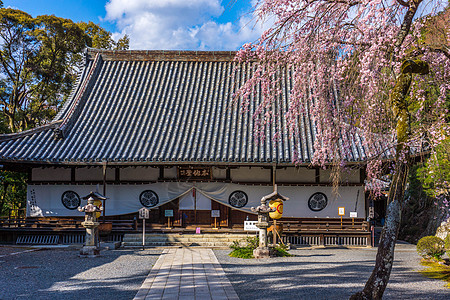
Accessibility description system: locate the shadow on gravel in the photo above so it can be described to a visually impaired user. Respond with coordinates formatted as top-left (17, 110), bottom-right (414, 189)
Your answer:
top-left (291, 254), bottom-right (335, 258)
top-left (0, 248), bottom-right (160, 300)
top-left (216, 250), bottom-right (450, 300)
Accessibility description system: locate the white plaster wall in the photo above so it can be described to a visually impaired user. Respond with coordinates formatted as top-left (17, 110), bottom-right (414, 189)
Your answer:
top-left (320, 168), bottom-right (360, 184)
top-left (320, 169), bottom-right (332, 183)
top-left (231, 167), bottom-right (271, 182)
top-left (212, 167), bottom-right (227, 179)
top-left (164, 167), bottom-right (177, 179)
top-left (341, 168), bottom-right (361, 183)
top-left (120, 167), bottom-right (159, 181)
top-left (276, 167), bottom-right (316, 183)
top-left (31, 168), bottom-right (71, 181)
top-left (75, 167), bottom-right (114, 181)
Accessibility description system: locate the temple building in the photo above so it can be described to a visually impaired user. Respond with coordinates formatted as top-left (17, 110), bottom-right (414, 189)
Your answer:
top-left (0, 49), bottom-right (371, 230)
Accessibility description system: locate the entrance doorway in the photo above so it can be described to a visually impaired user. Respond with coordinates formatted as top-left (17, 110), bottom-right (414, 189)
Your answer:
top-left (178, 189), bottom-right (229, 227)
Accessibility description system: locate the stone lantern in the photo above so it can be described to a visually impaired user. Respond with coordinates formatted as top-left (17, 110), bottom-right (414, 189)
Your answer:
top-left (251, 185), bottom-right (289, 258)
top-left (78, 192), bottom-right (105, 257)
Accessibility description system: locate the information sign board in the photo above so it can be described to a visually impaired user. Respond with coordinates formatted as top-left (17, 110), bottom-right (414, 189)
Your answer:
top-left (244, 221), bottom-right (259, 231)
top-left (338, 207), bottom-right (345, 216)
top-left (165, 210), bottom-right (174, 217)
top-left (139, 207), bottom-right (149, 219)
top-left (211, 210), bottom-right (220, 218)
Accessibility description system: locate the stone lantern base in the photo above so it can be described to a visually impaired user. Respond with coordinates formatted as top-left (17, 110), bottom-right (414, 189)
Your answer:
top-left (253, 247), bottom-right (272, 259)
top-left (79, 245), bottom-right (100, 258)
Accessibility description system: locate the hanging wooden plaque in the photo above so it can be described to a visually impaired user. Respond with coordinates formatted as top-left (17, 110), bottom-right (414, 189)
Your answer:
top-left (178, 167), bottom-right (211, 180)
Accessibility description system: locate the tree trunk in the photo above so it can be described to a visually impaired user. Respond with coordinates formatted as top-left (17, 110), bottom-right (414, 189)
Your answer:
top-left (350, 60), bottom-right (429, 300)
top-left (350, 163), bottom-right (409, 300)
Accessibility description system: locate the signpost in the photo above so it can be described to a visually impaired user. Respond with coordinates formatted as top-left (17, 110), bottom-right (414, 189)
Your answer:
top-left (139, 207), bottom-right (149, 250)
top-left (338, 207), bottom-right (345, 229)
top-left (350, 212), bottom-right (358, 228)
top-left (165, 210), bottom-right (173, 229)
top-left (211, 210), bottom-right (220, 229)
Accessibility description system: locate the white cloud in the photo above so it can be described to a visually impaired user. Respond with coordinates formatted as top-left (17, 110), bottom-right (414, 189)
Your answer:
top-left (105, 0), bottom-right (266, 50)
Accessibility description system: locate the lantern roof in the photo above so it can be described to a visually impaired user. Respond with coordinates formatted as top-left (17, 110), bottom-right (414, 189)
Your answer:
top-left (261, 185), bottom-right (289, 202)
top-left (82, 191), bottom-right (107, 201)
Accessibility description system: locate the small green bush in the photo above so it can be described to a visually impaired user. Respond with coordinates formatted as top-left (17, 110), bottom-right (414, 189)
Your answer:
top-left (445, 235), bottom-right (450, 257)
top-left (229, 236), bottom-right (259, 259)
top-left (229, 236), bottom-right (292, 258)
top-left (273, 244), bottom-right (292, 257)
top-left (229, 247), bottom-right (254, 259)
top-left (417, 236), bottom-right (446, 260)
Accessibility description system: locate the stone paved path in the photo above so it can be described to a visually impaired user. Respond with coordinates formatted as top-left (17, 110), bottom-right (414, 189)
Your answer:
top-left (134, 248), bottom-right (239, 300)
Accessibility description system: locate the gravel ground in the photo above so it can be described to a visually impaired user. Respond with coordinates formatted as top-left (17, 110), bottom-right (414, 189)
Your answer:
top-left (1, 244), bottom-right (449, 300)
top-left (0, 246), bottom-right (161, 300)
top-left (214, 244), bottom-right (450, 300)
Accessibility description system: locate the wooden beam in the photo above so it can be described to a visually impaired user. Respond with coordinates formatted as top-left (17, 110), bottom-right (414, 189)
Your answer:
top-left (115, 167), bottom-right (120, 184)
top-left (71, 167), bottom-right (75, 183)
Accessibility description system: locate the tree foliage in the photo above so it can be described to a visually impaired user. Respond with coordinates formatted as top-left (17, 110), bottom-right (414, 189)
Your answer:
top-left (0, 9), bottom-right (130, 133)
top-left (0, 170), bottom-right (27, 216)
top-left (77, 21), bottom-right (129, 50)
top-left (0, 7), bottom-right (130, 216)
top-left (237, 0), bottom-right (449, 298)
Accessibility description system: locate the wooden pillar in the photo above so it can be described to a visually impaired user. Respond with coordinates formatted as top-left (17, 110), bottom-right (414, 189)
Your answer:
top-left (102, 162), bottom-right (107, 222)
top-left (115, 167), bottom-right (120, 184)
top-left (159, 166), bottom-right (164, 181)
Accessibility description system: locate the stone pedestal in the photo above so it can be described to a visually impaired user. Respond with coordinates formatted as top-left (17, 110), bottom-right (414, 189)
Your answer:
top-left (79, 220), bottom-right (100, 257)
top-left (79, 245), bottom-right (100, 257)
top-left (253, 247), bottom-right (271, 259)
top-left (78, 197), bottom-right (102, 258)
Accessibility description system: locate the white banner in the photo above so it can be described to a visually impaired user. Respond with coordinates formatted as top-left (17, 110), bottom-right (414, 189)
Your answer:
top-left (27, 182), bottom-right (365, 218)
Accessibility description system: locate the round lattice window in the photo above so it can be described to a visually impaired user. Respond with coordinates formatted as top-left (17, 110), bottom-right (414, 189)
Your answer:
top-left (61, 191), bottom-right (81, 210)
top-left (139, 190), bottom-right (159, 208)
top-left (228, 191), bottom-right (248, 208)
top-left (308, 192), bottom-right (328, 211)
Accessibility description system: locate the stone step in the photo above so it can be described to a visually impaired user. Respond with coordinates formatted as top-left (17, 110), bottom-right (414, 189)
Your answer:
top-left (122, 241), bottom-right (233, 247)
top-left (124, 233), bottom-right (249, 238)
top-left (122, 233), bottom-right (252, 248)
top-left (123, 237), bottom-right (245, 243)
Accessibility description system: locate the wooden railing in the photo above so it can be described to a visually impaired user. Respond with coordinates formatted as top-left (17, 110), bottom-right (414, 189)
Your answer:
top-left (0, 218), bottom-right (136, 231)
top-left (277, 218), bottom-right (369, 232)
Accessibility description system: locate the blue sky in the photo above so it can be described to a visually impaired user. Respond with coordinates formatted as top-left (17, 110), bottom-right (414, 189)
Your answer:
top-left (4, 0), bottom-right (264, 50)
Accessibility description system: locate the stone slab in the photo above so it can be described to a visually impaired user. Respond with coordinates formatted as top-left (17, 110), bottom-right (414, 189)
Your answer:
top-left (134, 248), bottom-right (239, 300)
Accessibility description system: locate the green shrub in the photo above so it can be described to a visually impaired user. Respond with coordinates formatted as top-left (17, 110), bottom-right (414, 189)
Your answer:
top-left (445, 235), bottom-right (450, 257)
top-left (229, 235), bottom-right (292, 258)
top-left (419, 260), bottom-right (450, 288)
top-left (229, 236), bottom-right (259, 259)
top-left (273, 244), bottom-right (292, 257)
top-left (417, 236), bottom-right (446, 260)
top-left (229, 247), bottom-right (255, 259)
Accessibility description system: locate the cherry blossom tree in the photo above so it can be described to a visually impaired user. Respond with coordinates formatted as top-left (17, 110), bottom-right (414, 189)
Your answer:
top-left (236, 0), bottom-right (449, 298)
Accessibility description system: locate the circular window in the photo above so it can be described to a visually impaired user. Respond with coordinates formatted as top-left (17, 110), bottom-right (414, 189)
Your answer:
top-left (61, 191), bottom-right (81, 210)
top-left (140, 190), bottom-right (159, 208)
top-left (229, 191), bottom-right (248, 208)
top-left (308, 192), bottom-right (328, 211)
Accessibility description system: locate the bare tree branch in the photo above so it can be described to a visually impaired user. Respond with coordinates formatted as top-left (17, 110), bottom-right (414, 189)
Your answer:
top-left (396, 0), bottom-right (410, 7)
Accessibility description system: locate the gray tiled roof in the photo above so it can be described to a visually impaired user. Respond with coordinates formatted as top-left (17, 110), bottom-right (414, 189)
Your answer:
top-left (0, 49), bottom-right (370, 165)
